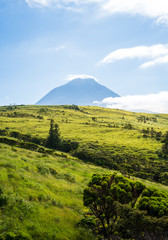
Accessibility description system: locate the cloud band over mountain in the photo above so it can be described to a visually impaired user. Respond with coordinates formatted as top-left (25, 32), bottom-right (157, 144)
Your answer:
top-left (94, 91), bottom-right (168, 113)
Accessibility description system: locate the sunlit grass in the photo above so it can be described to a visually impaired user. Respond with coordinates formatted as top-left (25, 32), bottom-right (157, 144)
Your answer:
top-left (0, 105), bottom-right (168, 239)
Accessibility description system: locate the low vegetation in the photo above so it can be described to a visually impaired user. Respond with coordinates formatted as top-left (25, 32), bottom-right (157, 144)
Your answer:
top-left (81, 173), bottom-right (168, 240)
top-left (0, 143), bottom-right (109, 239)
top-left (0, 105), bottom-right (168, 184)
top-left (0, 105), bottom-right (168, 239)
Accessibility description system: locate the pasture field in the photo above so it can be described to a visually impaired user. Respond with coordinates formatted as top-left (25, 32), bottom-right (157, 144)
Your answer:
top-left (0, 142), bottom-right (168, 239)
top-left (0, 105), bottom-right (168, 239)
top-left (0, 105), bottom-right (168, 183)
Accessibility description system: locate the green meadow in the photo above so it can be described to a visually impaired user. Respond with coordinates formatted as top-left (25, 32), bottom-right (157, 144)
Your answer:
top-left (0, 142), bottom-right (112, 239)
top-left (0, 105), bottom-right (168, 182)
top-left (0, 105), bottom-right (168, 239)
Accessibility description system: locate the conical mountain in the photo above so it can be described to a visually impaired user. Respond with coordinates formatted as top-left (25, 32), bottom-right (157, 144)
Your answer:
top-left (36, 77), bottom-right (120, 106)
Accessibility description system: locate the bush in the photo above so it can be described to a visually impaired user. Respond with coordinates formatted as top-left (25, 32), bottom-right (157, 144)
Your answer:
top-left (5, 232), bottom-right (32, 240)
top-left (82, 174), bottom-right (168, 239)
top-left (19, 142), bottom-right (39, 151)
top-left (0, 137), bottom-right (18, 146)
top-left (138, 187), bottom-right (168, 217)
top-left (15, 232), bottom-right (32, 240)
top-left (6, 233), bottom-right (16, 240)
top-left (0, 194), bottom-right (8, 207)
top-left (37, 164), bottom-right (50, 175)
top-left (83, 173), bottom-right (146, 239)
top-left (123, 123), bottom-right (133, 129)
top-left (0, 234), bottom-right (4, 240)
top-left (60, 140), bottom-right (79, 152)
top-left (0, 188), bottom-right (7, 208)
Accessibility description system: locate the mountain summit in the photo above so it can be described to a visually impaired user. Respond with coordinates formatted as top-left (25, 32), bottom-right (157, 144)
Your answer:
top-left (36, 77), bottom-right (120, 106)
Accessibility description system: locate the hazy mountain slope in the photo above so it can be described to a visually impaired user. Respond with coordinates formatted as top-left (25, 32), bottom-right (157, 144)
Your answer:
top-left (36, 78), bottom-right (119, 105)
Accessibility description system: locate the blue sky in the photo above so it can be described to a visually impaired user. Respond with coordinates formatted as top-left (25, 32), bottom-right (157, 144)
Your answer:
top-left (0, 0), bottom-right (168, 110)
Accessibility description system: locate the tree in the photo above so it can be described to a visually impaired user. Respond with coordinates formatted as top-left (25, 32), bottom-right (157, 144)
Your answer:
top-left (138, 187), bottom-right (168, 217)
top-left (160, 131), bottom-right (168, 158)
top-left (83, 173), bottom-right (145, 239)
top-left (46, 119), bottom-right (61, 149)
top-left (82, 174), bottom-right (168, 239)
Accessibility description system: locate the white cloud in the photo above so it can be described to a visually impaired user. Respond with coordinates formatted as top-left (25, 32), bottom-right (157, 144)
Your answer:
top-left (99, 44), bottom-right (168, 69)
top-left (25, 0), bottom-right (168, 25)
top-left (47, 44), bottom-right (66, 53)
top-left (101, 0), bottom-right (168, 20)
top-left (25, 0), bottom-right (89, 8)
top-left (66, 74), bottom-right (98, 82)
top-left (94, 92), bottom-right (168, 113)
top-left (26, 0), bottom-right (49, 7)
top-left (140, 55), bottom-right (168, 69)
top-left (100, 44), bottom-right (168, 64)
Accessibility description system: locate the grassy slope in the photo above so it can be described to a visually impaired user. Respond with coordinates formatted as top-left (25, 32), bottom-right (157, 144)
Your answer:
top-left (0, 143), bottom-right (110, 239)
top-left (0, 143), bottom-right (168, 240)
top-left (0, 105), bottom-right (168, 239)
top-left (1, 105), bottom-right (168, 177)
top-left (1, 105), bottom-right (168, 150)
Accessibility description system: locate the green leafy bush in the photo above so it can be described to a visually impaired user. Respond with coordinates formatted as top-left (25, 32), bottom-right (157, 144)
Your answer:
top-left (82, 174), bottom-right (168, 239)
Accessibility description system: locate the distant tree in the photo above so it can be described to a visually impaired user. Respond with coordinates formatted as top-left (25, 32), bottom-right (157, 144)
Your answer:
top-left (46, 119), bottom-right (61, 149)
top-left (160, 131), bottom-right (168, 158)
top-left (158, 131), bottom-right (168, 158)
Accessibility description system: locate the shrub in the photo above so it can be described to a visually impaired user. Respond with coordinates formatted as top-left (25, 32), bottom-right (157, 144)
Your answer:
top-left (83, 173), bottom-right (145, 239)
top-left (0, 137), bottom-right (18, 146)
top-left (6, 233), bottom-right (16, 240)
top-left (15, 232), bottom-right (32, 240)
top-left (0, 188), bottom-right (7, 207)
top-left (60, 139), bottom-right (79, 152)
top-left (0, 234), bottom-right (4, 240)
top-left (37, 164), bottom-right (50, 175)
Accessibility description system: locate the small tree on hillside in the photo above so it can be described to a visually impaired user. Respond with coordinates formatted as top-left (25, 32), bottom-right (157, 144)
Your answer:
top-left (46, 119), bottom-right (61, 149)
top-left (162, 131), bottom-right (168, 158)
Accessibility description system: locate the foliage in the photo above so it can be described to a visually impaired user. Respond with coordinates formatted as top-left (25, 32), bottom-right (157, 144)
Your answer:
top-left (73, 143), bottom-right (168, 185)
top-left (83, 173), bottom-right (145, 239)
top-left (141, 127), bottom-right (163, 140)
top-left (62, 104), bottom-right (80, 111)
top-left (5, 232), bottom-right (32, 240)
top-left (123, 122), bottom-right (133, 129)
top-left (137, 115), bottom-right (157, 123)
top-left (116, 207), bottom-right (168, 239)
top-left (0, 103), bottom-right (168, 239)
top-left (46, 119), bottom-right (61, 149)
top-left (82, 174), bottom-right (168, 239)
top-left (45, 119), bottom-right (79, 152)
top-left (59, 139), bottom-right (79, 152)
top-left (0, 187), bottom-right (8, 208)
top-left (0, 142), bottom-right (114, 239)
top-left (139, 187), bottom-right (168, 217)
top-left (161, 131), bottom-right (168, 158)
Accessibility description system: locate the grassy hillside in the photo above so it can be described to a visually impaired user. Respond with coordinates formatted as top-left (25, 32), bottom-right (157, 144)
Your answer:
top-left (0, 143), bottom-right (111, 239)
top-left (0, 142), bottom-right (168, 239)
top-left (0, 105), bottom-right (168, 239)
top-left (0, 105), bottom-right (168, 183)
